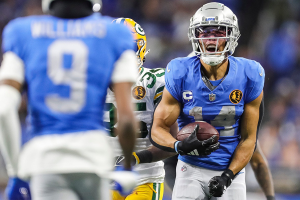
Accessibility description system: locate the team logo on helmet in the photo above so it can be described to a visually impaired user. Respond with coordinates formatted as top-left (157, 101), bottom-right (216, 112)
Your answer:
top-left (132, 86), bottom-right (146, 100)
top-left (229, 90), bottom-right (243, 104)
top-left (135, 24), bottom-right (145, 36)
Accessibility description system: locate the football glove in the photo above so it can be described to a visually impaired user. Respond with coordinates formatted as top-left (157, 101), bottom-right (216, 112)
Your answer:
top-left (5, 177), bottom-right (31, 200)
top-left (175, 124), bottom-right (220, 156)
top-left (110, 166), bottom-right (138, 196)
top-left (208, 169), bottom-right (234, 197)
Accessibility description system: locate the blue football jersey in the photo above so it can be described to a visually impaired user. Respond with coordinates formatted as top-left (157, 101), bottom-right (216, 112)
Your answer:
top-left (165, 56), bottom-right (265, 170)
top-left (2, 13), bottom-right (134, 140)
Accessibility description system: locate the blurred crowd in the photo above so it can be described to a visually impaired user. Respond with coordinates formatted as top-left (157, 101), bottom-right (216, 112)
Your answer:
top-left (0, 0), bottom-right (300, 199)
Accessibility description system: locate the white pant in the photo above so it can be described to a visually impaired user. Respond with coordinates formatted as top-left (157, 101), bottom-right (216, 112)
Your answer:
top-left (30, 173), bottom-right (110, 200)
top-left (18, 131), bottom-right (114, 180)
top-left (172, 160), bottom-right (246, 200)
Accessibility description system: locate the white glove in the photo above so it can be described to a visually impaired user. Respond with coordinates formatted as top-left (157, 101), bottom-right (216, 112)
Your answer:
top-left (109, 166), bottom-right (138, 196)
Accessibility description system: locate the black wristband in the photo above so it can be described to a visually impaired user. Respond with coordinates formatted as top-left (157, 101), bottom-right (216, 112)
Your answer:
top-left (266, 196), bottom-right (275, 200)
top-left (135, 150), bottom-right (153, 164)
top-left (221, 169), bottom-right (235, 187)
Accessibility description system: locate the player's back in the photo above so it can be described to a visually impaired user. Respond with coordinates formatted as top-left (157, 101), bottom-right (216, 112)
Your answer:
top-left (3, 13), bottom-right (134, 138)
top-left (2, 13), bottom-right (135, 179)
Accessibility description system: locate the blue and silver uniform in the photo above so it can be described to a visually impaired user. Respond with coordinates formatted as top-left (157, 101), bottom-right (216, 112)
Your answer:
top-left (2, 13), bottom-right (134, 141)
top-left (165, 56), bottom-right (265, 170)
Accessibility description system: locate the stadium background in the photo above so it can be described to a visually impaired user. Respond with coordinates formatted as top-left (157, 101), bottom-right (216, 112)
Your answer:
top-left (0, 0), bottom-right (299, 199)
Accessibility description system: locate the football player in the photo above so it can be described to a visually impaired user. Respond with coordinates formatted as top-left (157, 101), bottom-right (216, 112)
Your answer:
top-left (0, 0), bottom-right (139, 199)
top-left (162, 53), bottom-right (275, 200)
top-left (106, 18), bottom-right (169, 200)
top-left (150, 2), bottom-right (265, 200)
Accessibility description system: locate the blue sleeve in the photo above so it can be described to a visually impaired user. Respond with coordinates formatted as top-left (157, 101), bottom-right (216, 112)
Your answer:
top-left (165, 60), bottom-right (183, 103)
top-left (2, 19), bottom-right (23, 57)
top-left (244, 61), bottom-right (265, 103)
top-left (111, 23), bottom-right (135, 60)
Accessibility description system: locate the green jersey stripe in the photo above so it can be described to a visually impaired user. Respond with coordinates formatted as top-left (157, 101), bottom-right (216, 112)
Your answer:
top-left (152, 183), bottom-right (157, 200)
top-left (154, 86), bottom-right (164, 97)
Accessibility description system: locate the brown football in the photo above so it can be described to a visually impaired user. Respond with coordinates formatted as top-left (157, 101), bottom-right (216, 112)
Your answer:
top-left (176, 121), bottom-right (219, 142)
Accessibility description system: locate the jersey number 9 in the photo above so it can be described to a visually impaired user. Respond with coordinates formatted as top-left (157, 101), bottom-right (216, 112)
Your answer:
top-left (45, 40), bottom-right (88, 113)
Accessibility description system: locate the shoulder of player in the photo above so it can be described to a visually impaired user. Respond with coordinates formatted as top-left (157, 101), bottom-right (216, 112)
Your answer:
top-left (4, 16), bottom-right (41, 32)
top-left (230, 56), bottom-right (264, 80)
top-left (166, 56), bottom-right (194, 79)
top-left (140, 67), bottom-right (165, 75)
top-left (138, 67), bottom-right (165, 86)
top-left (137, 67), bottom-right (165, 103)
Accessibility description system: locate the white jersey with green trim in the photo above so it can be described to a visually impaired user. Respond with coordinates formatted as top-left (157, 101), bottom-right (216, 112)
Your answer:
top-left (104, 67), bottom-right (165, 186)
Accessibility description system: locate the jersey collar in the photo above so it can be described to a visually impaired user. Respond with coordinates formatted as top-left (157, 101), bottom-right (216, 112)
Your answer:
top-left (197, 56), bottom-right (237, 94)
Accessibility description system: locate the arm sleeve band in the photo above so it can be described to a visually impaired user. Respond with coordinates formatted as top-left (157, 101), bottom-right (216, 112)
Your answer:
top-left (0, 85), bottom-right (22, 177)
top-left (135, 150), bottom-right (153, 164)
top-left (111, 50), bottom-right (138, 83)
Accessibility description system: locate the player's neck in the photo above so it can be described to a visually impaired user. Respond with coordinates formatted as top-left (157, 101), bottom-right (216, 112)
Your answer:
top-left (200, 59), bottom-right (229, 81)
top-left (50, 0), bottom-right (94, 19)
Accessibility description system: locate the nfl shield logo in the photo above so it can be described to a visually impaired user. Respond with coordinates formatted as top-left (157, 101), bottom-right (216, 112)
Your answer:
top-left (209, 93), bottom-right (216, 101)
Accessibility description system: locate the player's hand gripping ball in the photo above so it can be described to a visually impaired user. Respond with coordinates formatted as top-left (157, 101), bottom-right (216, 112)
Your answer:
top-left (175, 121), bottom-right (220, 156)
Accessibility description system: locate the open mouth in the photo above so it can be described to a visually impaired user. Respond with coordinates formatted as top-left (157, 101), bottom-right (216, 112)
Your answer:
top-left (206, 44), bottom-right (218, 53)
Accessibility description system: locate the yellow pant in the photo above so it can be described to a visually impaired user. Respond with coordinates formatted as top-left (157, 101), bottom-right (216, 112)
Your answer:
top-left (111, 182), bottom-right (164, 200)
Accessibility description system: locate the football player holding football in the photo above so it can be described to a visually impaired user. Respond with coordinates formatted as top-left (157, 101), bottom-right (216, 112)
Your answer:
top-left (150, 2), bottom-right (265, 200)
top-left (162, 53), bottom-right (275, 200)
top-left (0, 0), bottom-right (138, 199)
top-left (106, 18), bottom-right (168, 200)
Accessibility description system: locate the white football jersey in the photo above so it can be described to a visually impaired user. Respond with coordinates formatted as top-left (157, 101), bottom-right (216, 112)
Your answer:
top-left (105, 67), bottom-right (165, 185)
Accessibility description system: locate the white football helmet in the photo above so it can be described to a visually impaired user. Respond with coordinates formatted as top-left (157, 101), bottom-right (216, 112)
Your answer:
top-left (188, 2), bottom-right (240, 66)
top-left (42, 0), bottom-right (102, 13)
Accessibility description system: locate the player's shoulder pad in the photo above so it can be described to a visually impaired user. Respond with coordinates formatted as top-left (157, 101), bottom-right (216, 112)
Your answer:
top-left (3, 15), bottom-right (45, 36)
top-left (3, 17), bottom-right (27, 34)
top-left (139, 67), bottom-right (165, 86)
top-left (232, 56), bottom-right (265, 81)
top-left (141, 67), bottom-right (165, 76)
top-left (166, 56), bottom-right (195, 79)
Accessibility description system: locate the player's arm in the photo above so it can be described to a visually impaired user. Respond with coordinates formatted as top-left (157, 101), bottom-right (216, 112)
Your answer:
top-left (209, 91), bottom-right (264, 197)
top-left (0, 52), bottom-right (24, 177)
top-left (229, 91), bottom-right (263, 174)
top-left (0, 21), bottom-right (32, 200)
top-left (126, 122), bottom-right (178, 165)
top-left (114, 82), bottom-right (138, 169)
top-left (150, 88), bottom-right (180, 150)
top-left (0, 53), bottom-right (32, 200)
top-left (150, 88), bottom-right (219, 155)
top-left (143, 122), bottom-right (179, 162)
top-left (111, 50), bottom-right (138, 170)
top-left (250, 142), bottom-right (275, 200)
